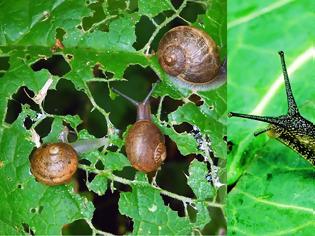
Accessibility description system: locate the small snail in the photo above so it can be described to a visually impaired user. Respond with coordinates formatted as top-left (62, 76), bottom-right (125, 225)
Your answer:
top-left (30, 132), bottom-right (108, 186)
top-left (157, 25), bottom-right (226, 90)
top-left (229, 51), bottom-right (315, 166)
top-left (112, 84), bottom-right (166, 172)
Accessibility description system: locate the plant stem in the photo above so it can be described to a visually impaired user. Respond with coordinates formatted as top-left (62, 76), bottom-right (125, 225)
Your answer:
top-left (79, 164), bottom-right (224, 209)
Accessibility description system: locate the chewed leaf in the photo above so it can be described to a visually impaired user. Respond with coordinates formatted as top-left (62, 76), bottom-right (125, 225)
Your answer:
top-left (188, 160), bottom-right (214, 200)
top-left (87, 174), bottom-right (108, 196)
top-left (102, 152), bottom-right (130, 171)
top-left (138, 0), bottom-right (173, 17)
top-left (0, 0), bottom-right (226, 234)
top-left (0, 118), bottom-right (94, 234)
top-left (118, 184), bottom-right (192, 235)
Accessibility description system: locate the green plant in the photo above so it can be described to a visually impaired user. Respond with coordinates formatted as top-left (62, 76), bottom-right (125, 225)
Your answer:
top-left (0, 0), bottom-right (226, 234)
top-left (227, 0), bottom-right (315, 235)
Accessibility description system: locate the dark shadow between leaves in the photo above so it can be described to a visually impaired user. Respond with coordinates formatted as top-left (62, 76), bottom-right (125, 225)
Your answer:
top-left (5, 86), bottom-right (39, 125)
top-left (0, 56), bottom-right (10, 78)
top-left (31, 55), bottom-right (71, 76)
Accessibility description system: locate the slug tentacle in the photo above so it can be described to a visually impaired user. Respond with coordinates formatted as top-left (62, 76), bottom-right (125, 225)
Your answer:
top-left (229, 51), bottom-right (315, 166)
top-left (278, 51), bottom-right (300, 116)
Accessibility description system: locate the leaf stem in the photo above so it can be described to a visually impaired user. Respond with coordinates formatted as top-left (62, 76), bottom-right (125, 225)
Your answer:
top-left (79, 164), bottom-right (224, 209)
top-left (87, 15), bottom-right (117, 33)
top-left (84, 83), bottom-right (116, 135)
top-left (85, 219), bottom-right (114, 236)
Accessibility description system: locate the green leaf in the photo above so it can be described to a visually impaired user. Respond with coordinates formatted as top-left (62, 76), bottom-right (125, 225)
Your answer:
top-left (0, 118), bottom-right (94, 235)
top-left (118, 183), bottom-right (192, 235)
top-left (102, 151), bottom-right (130, 171)
top-left (227, 144), bottom-right (315, 235)
top-left (227, 0), bottom-right (315, 184)
top-left (168, 102), bottom-right (226, 158)
top-left (188, 160), bottom-right (213, 200)
top-left (152, 116), bottom-right (199, 156)
top-left (138, 0), bottom-right (173, 17)
top-left (227, 0), bottom-right (315, 235)
top-left (87, 174), bottom-right (108, 196)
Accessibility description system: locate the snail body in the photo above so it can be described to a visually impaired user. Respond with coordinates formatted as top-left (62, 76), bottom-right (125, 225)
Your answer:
top-left (229, 51), bottom-right (315, 166)
top-left (30, 136), bottom-right (108, 186)
top-left (112, 84), bottom-right (166, 173)
top-left (157, 26), bottom-right (226, 90)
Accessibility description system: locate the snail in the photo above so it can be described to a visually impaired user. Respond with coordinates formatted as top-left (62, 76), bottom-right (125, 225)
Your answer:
top-left (229, 51), bottom-right (315, 166)
top-left (157, 25), bottom-right (226, 91)
top-left (30, 130), bottom-right (108, 186)
top-left (112, 84), bottom-right (166, 172)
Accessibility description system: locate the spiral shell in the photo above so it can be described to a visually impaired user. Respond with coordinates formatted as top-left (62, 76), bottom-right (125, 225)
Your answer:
top-left (30, 143), bottom-right (78, 186)
top-left (158, 26), bottom-right (223, 87)
top-left (125, 120), bottom-right (166, 173)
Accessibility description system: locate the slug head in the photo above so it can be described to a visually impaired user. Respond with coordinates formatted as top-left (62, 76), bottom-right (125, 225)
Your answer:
top-left (229, 51), bottom-right (315, 165)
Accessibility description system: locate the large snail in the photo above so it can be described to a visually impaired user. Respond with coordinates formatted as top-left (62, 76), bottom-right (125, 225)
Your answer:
top-left (157, 25), bottom-right (226, 90)
top-left (229, 51), bottom-right (315, 166)
top-left (30, 131), bottom-right (107, 186)
top-left (112, 84), bottom-right (166, 172)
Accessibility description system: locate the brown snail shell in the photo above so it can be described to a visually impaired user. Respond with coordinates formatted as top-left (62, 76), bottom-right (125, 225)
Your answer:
top-left (126, 120), bottom-right (166, 173)
top-left (30, 143), bottom-right (78, 186)
top-left (158, 26), bottom-right (225, 90)
top-left (112, 85), bottom-right (166, 173)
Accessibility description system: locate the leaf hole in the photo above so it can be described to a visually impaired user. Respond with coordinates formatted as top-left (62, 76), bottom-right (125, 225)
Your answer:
top-left (22, 223), bottom-right (35, 235)
top-left (62, 219), bottom-right (92, 235)
top-left (5, 86), bottom-right (38, 125)
top-left (24, 116), bottom-right (33, 130)
top-left (17, 183), bottom-right (23, 189)
top-left (44, 79), bottom-right (91, 116)
top-left (31, 55), bottom-right (71, 76)
top-left (266, 173), bottom-right (273, 181)
top-left (95, 160), bottom-right (105, 170)
top-left (227, 140), bottom-right (234, 153)
top-left (0, 56), bottom-right (10, 78)
top-left (188, 94), bottom-right (204, 106)
top-left (173, 122), bottom-right (193, 134)
top-left (79, 159), bottom-right (91, 166)
top-left (91, 190), bottom-right (133, 234)
top-left (160, 194), bottom-right (186, 217)
top-left (66, 54), bottom-right (74, 61)
top-left (82, 1), bottom-right (114, 32)
top-left (92, 63), bottom-right (114, 79)
top-left (56, 27), bottom-right (66, 42)
top-left (133, 15), bottom-right (155, 50)
top-left (30, 208), bottom-right (36, 214)
top-left (77, 107), bottom-right (108, 138)
top-left (157, 159), bottom-right (195, 216)
top-left (34, 117), bottom-right (53, 139)
top-left (159, 96), bottom-right (184, 121)
top-left (180, 0), bottom-right (206, 23)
